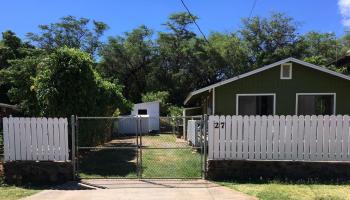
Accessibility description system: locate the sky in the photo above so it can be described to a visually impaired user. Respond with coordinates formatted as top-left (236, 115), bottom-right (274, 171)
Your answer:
top-left (0, 0), bottom-right (350, 41)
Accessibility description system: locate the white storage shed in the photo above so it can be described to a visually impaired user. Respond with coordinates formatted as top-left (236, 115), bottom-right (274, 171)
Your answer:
top-left (131, 101), bottom-right (160, 132)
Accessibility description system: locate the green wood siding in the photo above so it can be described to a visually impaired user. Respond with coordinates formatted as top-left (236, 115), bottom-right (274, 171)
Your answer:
top-left (214, 62), bottom-right (350, 115)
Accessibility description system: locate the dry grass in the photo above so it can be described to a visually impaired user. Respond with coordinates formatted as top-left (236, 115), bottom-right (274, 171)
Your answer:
top-left (0, 186), bottom-right (39, 200)
top-left (219, 181), bottom-right (350, 200)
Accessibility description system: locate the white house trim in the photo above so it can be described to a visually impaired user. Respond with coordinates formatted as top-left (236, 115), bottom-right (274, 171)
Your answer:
top-left (0, 103), bottom-right (18, 111)
top-left (295, 93), bottom-right (336, 115)
top-left (280, 63), bottom-right (292, 79)
top-left (212, 88), bottom-right (215, 115)
top-left (184, 57), bottom-right (350, 105)
top-left (236, 93), bottom-right (276, 115)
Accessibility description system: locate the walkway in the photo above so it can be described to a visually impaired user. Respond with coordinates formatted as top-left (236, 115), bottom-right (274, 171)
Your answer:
top-left (22, 180), bottom-right (256, 200)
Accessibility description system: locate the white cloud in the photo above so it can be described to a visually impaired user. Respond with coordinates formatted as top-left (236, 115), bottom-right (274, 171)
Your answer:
top-left (339, 0), bottom-right (350, 27)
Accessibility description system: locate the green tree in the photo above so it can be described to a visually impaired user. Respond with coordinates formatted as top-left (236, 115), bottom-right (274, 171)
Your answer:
top-left (1, 47), bottom-right (130, 117)
top-left (0, 55), bottom-right (43, 114)
top-left (301, 32), bottom-right (346, 65)
top-left (98, 25), bottom-right (154, 103)
top-left (0, 30), bottom-right (37, 104)
top-left (154, 12), bottom-right (205, 105)
top-left (207, 32), bottom-right (250, 78)
top-left (27, 16), bottom-right (108, 57)
top-left (154, 12), bottom-right (248, 105)
top-left (33, 47), bottom-right (130, 117)
top-left (141, 91), bottom-right (170, 115)
top-left (342, 30), bottom-right (350, 50)
top-left (240, 13), bottom-right (303, 68)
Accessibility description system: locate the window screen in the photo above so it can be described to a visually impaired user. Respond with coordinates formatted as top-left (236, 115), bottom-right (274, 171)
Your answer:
top-left (297, 95), bottom-right (334, 115)
top-left (281, 64), bottom-right (292, 79)
top-left (138, 109), bottom-right (148, 115)
top-left (237, 95), bottom-right (274, 116)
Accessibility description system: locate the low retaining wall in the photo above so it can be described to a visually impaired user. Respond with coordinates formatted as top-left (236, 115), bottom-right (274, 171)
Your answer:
top-left (207, 160), bottom-right (350, 181)
top-left (4, 161), bottom-right (73, 185)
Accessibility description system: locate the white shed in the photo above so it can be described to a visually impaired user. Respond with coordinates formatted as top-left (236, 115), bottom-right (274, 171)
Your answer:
top-left (131, 101), bottom-right (160, 132)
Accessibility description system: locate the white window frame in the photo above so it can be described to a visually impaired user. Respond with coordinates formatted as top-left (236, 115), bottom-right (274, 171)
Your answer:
top-left (280, 63), bottom-right (292, 79)
top-left (295, 93), bottom-right (336, 115)
top-left (236, 93), bottom-right (276, 115)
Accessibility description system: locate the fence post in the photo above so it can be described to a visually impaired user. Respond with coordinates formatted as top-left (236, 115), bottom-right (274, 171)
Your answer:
top-left (135, 116), bottom-right (142, 179)
top-left (200, 115), bottom-right (204, 179)
top-left (203, 114), bottom-right (208, 179)
top-left (139, 116), bottom-right (143, 179)
top-left (71, 115), bottom-right (76, 180)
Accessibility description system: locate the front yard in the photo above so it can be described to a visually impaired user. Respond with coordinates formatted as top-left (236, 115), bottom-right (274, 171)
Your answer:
top-left (0, 165), bottom-right (39, 200)
top-left (0, 185), bottom-right (39, 200)
top-left (79, 133), bottom-right (202, 179)
top-left (219, 181), bottom-right (350, 200)
top-left (0, 136), bottom-right (38, 200)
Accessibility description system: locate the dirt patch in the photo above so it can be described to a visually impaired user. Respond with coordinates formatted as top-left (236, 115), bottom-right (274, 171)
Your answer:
top-left (141, 134), bottom-right (188, 148)
top-left (107, 137), bottom-right (137, 147)
top-left (101, 134), bottom-right (189, 148)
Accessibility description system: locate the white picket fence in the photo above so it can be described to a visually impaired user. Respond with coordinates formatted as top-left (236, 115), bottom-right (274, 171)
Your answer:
top-left (2, 117), bottom-right (69, 161)
top-left (116, 117), bottom-right (150, 135)
top-left (208, 115), bottom-right (350, 161)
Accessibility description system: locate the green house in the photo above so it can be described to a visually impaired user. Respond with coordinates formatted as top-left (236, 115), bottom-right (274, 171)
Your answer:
top-left (184, 58), bottom-right (350, 116)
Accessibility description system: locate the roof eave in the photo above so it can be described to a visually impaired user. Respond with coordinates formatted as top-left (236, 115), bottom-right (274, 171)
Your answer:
top-left (184, 57), bottom-right (350, 105)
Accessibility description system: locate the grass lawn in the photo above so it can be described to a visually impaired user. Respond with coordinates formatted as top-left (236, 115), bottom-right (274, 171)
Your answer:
top-left (0, 185), bottom-right (39, 200)
top-left (142, 148), bottom-right (201, 178)
top-left (0, 167), bottom-right (39, 200)
top-left (141, 134), bottom-right (201, 178)
top-left (79, 148), bottom-right (138, 179)
top-left (79, 133), bottom-right (202, 179)
top-left (219, 181), bottom-right (350, 200)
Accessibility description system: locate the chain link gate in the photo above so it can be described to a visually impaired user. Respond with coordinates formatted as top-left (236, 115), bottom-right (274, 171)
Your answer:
top-left (71, 116), bottom-right (207, 179)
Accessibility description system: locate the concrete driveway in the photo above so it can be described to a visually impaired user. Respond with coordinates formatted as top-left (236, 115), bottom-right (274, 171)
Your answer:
top-left (22, 180), bottom-right (256, 200)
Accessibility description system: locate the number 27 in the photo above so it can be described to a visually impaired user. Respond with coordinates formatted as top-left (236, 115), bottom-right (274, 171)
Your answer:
top-left (214, 122), bottom-right (225, 128)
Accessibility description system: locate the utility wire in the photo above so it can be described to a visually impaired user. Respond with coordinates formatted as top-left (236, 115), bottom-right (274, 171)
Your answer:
top-left (180, 0), bottom-right (231, 84)
top-left (248, 0), bottom-right (258, 20)
top-left (180, 0), bottom-right (209, 43)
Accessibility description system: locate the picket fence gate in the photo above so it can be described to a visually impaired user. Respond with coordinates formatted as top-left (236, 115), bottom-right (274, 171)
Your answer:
top-left (208, 115), bottom-right (350, 161)
top-left (2, 117), bottom-right (69, 161)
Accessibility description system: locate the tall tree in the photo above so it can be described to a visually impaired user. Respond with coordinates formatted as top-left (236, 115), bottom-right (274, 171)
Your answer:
top-left (34, 47), bottom-right (129, 116)
top-left (240, 13), bottom-right (303, 68)
top-left (153, 12), bottom-right (203, 104)
top-left (0, 30), bottom-right (36, 104)
top-left (98, 25), bottom-right (154, 103)
top-left (301, 32), bottom-right (346, 65)
top-left (207, 32), bottom-right (250, 78)
top-left (343, 30), bottom-right (350, 50)
top-left (0, 56), bottom-right (42, 114)
top-left (27, 16), bottom-right (108, 58)
top-left (1, 47), bottom-right (130, 116)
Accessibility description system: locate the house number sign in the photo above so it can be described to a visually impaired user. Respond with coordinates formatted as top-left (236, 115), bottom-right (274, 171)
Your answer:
top-left (214, 122), bottom-right (225, 128)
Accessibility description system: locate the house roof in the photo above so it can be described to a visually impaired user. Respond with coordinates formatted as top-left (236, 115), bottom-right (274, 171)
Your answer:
top-left (184, 57), bottom-right (350, 105)
top-left (0, 103), bottom-right (19, 111)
